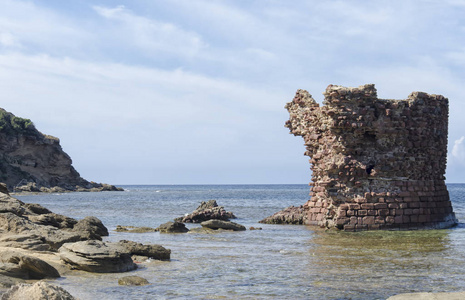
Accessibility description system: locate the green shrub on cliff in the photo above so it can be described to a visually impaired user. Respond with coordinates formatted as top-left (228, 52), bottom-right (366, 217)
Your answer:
top-left (0, 109), bottom-right (36, 134)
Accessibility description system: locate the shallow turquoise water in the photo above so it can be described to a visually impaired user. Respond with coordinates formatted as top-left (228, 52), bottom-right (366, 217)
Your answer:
top-left (16, 184), bottom-right (465, 300)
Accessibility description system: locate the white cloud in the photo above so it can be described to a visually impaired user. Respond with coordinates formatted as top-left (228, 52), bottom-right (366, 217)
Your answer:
top-left (0, 31), bottom-right (19, 47)
top-left (92, 5), bottom-right (206, 58)
top-left (451, 136), bottom-right (465, 164)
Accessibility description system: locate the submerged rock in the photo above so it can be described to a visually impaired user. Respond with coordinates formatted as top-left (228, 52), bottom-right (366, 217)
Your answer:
top-left (115, 225), bottom-right (157, 233)
top-left (2, 281), bottom-right (76, 300)
top-left (200, 220), bottom-right (246, 231)
top-left (156, 221), bottom-right (189, 233)
top-left (175, 200), bottom-right (236, 223)
top-left (118, 275), bottom-right (150, 286)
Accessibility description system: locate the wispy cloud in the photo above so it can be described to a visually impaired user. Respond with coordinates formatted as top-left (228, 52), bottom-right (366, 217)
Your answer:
top-left (93, 5), bottom-right (207, 58)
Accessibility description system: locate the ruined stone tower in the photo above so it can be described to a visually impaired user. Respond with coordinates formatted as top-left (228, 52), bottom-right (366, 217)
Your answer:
top-left (265, 84), bottom-right (457, 231)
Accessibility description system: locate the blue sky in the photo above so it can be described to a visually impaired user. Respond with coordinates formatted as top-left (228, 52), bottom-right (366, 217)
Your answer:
top-left (1, 0), bottom-right (465, 184)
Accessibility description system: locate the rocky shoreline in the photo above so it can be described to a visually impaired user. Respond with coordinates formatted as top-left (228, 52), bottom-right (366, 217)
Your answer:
top-left (0, 183), bottom-right (169, 298)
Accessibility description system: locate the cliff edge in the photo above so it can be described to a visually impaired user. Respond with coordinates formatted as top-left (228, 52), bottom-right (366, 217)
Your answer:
top-left (0, 107), bottom-right (122, 193)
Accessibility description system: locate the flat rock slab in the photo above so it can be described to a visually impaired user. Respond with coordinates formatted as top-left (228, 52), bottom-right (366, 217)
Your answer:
top-left (115, 225), bottom-right (157, 233)
top-left (59, 240), bottom-right (136, 273)
top-left (200, 220), bottom-right (246, 231)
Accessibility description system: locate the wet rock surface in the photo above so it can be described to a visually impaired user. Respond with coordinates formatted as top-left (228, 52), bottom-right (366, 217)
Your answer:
top-left (115, 225), bottom-right (157, 233)
top-left (156, 221), bottom-right (189, 233)
top-left (118, 275), bottom-right (150, 286)
top-left (200, 220), bottom-right (246, 231)
top-left (263, 84), bottom-right (457, 231)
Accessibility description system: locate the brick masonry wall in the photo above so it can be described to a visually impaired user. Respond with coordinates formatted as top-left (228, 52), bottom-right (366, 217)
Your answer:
top-left (285, 84), bottom-right (457, 231)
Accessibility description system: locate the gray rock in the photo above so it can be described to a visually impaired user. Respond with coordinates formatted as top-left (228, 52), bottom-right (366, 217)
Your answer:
top-left (117, 240), bottom-right (171, 260)
top-left (0, 274), bottom-right (25, 289)
top-left (156, 221), bottom-right (189, 233)
top-left (0, 194), bottom-right (25, 216)
top-left (0, 212), bottom-right (82, 250)
top-left (118, 275), bottom-right (149, 286)
top-left (259, 205), bottom-right (307, 225)
top-left (115, 225), bottom-right (157, 233)
top-left (59, 240), bottom-right (137, 273)
top-left (200, 220), bottom-right (246, 231)
top-left (72, 216), bottom-right (109, 240)
top-left (175, 200), bottom-right (236, 223)
top-left (0, 234), bottom-right (50, 251)
top-left (1, 281), bottom-right (76, 300)
top-left (0, 250), bottom-right (60, 279)
top-left (23, 203), bottom-right (52, 215)
top-left (27, 213), bottom-right (77, 229)
top-left (0, 183), bottom-right (9, 195)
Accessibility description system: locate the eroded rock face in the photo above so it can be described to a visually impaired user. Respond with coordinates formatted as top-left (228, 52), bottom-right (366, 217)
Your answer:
top-left (0, 107), bottom-right (122, 193)
top-left (262, 84), bottom-right (457, 231)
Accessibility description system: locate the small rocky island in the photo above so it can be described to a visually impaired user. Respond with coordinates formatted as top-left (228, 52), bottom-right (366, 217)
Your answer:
top-left (0, 107), bottom-right (121, 193)
top-left (261, 84), bottom-right (457, 231)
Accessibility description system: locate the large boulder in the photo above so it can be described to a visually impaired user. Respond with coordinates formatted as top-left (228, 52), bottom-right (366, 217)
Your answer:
top-left (117, 240), bottom-right (171, 260)
top-left (175, 200), bottom-right (236, 223)
top-left (156, 221), bottom-right (189, 233)
top-left (200, 220), bottom-right (246, 231)
top-left (58, 240), bottom-right (137, 273)
top-left (72, 216), bottom-right (109, 240)
top-left (0, 250), bottom-right (60, 279)
top-left (1, 281), bottom-right (76, 300)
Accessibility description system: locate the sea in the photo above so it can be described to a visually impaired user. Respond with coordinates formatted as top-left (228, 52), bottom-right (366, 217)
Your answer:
top-left (16, 184), bottom-right (465, 300)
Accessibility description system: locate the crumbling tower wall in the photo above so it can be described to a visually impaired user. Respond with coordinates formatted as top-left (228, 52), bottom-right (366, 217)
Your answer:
top-left (284, 84), bottom-right (456, 231)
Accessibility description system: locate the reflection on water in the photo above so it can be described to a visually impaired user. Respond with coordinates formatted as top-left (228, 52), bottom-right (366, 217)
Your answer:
top-left (15, 184), bottom-right (465, 300)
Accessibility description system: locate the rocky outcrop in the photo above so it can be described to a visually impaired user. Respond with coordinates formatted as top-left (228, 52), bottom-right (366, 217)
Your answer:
top-left (117, 240), bottom-right (171, 260)
top-left (0, 107), bottom-right (122, 193)
top-left (58, 240), bottom-right (137, 273)
top-left (0, 250), bottom-right (60, 279)
top-left (259, 206), bottom-right (307, 225)
top-left (200, 220), bottom-right (246, 231)
top-left (175, 200), bottom-right (236, 223)
top-left (1, 281), bottom-right (76, 300)
top-left (156, 221), bottom-right (189, 233)
top-left (262, 84), bottom-right (457, 231)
